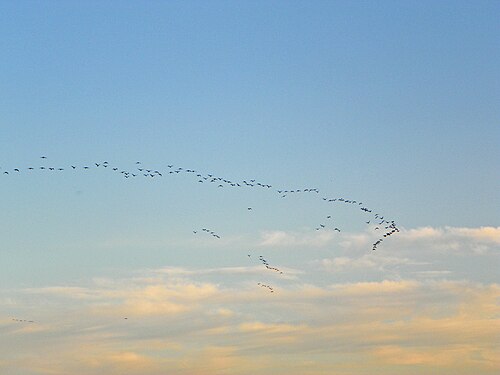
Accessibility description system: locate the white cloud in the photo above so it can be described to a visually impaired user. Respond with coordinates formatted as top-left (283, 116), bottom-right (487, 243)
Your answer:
top-left (399, 226), bottom-right (500, 247)
top-left (259, 229), bottom-right (336, 248)
top-left (317, 253), bottom-right (426, 272)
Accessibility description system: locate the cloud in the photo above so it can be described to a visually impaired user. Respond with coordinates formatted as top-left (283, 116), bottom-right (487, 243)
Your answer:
top-left (398, 226), bottom-right (500, 254)
top-left (2, 276), bottom-right (499, 375)
top-left (2, 225), bottom-right (500, 374)
top-left (258, 226), bottom-right (500, 256)
top-left (447, 226), bottom-right (500, 243)
top-left (413, 270), bottom-right (452, 277)
top-left (153, 265), bottom-right (302, 278)
top-left (23, 286), bottom-right (97, 300)
top-left (259, 229), bottom-right (336, 248)
top-left (238, 321), bottom-right (307, 334)
top-left (316, 253), bottom-right (427, 273)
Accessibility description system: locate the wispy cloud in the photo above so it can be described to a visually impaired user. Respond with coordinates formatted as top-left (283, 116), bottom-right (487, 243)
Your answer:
top-left (258, 226), bottom-right (500, 254)
top-left (2, 276), bottom-right (499, 374)
top-left (259, 229), bottom-right (337, 248)
top-left (2, 225), bottom-right (499, 374)
top-left (316, 253), bottom-right (427, 272)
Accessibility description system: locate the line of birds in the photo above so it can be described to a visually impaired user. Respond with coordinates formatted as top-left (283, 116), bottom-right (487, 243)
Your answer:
top-left (277, 188), bottom-right (319, 198)
top-left (11, 318), bottom-right (35, 323)
top-left (257, 282), bottom-right (274, 293)
top-left (0, 156), bottom-right (399, 244)
top-left (256, 255), bottom-right (283, 274)
top-left (0, 156), bottom-right (399, 300)
top-left (245, 254), bottom-right (284, 293)
top-left (194, 228), bottom-right (221, 239)
top-left (1, 157), bottom-right (276, 190)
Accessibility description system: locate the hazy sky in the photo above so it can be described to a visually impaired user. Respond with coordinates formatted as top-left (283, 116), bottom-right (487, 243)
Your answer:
top-left (0, 1), bottom-right (499, 374)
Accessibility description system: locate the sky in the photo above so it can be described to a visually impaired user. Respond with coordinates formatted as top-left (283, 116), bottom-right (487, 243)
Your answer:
top-left (0, 1), bottom-right (499, 374)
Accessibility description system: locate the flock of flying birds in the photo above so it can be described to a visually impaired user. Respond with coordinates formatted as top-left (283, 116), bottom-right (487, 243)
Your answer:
top-left (194, 228), bottom-right (221, 239)
top-left (11, 318), bottom-right (35, 323)
top-left (2, 156), bottom-right (399, 310)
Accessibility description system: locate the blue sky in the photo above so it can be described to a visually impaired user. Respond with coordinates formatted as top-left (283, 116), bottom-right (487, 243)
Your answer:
top-left (0, 1), bottom-right (499, 374)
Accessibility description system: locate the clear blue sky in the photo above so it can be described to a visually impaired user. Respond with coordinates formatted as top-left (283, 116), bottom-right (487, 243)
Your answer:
top-left (1, 1), bottom-right (498, 228)
top-left (0, 2), bottom-right (499, 374)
